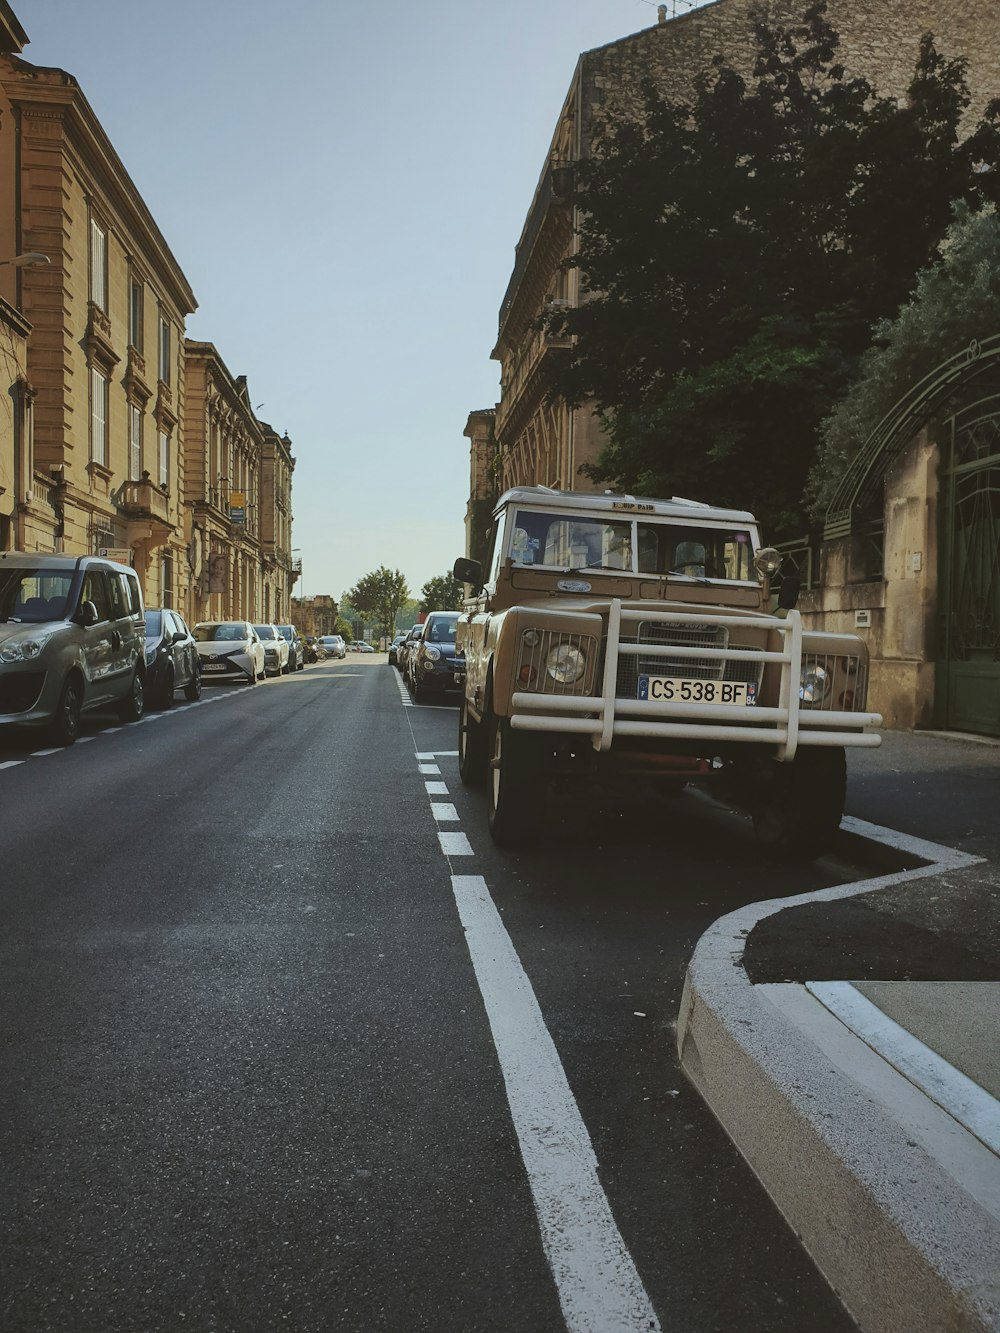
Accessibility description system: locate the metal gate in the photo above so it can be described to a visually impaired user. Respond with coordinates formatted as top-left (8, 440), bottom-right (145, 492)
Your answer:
top-left (938, 391), bottom-right (1000, 737)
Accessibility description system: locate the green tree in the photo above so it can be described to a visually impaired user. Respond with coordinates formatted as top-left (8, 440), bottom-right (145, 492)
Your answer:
top-left (542, 3), bottom-right (1000, 537)
top-left (808, 202), bottom-right (1000, 513)
top-left (419, 572), bottom-right (464, 613)
top-left (346, 567), bottom-right (409, 644)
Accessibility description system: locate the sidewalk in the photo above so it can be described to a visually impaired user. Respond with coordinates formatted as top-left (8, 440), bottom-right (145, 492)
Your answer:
top-left (677, 730), bottom-right (1000, 1333)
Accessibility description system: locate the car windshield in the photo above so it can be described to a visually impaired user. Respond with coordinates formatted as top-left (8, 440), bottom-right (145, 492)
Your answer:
top-left (426, 619), bottom-right (457, 643)
top-left (254, 625), bottom-right (277, 639)
top-left (508, 508), bottom-right (754, 581)
top-left (195, 623), bottom-right (248, 642)
top-left (277, 626), bottom-right (294, 640)
top-left (144, 610), bottom-right (162, 636)
top-left (0, 567), bottom-right (75, 623)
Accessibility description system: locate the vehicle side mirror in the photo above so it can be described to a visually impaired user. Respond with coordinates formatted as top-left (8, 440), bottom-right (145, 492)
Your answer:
top-left (78, 600), bottom-right (99, 627)
top-left (172, 630), bottom-right (187, 643)
top-left (777, 574), bottom-right (801, 610)
top-left (453, 556), bottom-right (483, 590)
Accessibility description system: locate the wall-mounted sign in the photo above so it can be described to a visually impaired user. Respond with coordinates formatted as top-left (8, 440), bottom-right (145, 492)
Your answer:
top-left (229, 490), bottom-right (246, 525)
top-left (98, 547), bottom-right (132, 565)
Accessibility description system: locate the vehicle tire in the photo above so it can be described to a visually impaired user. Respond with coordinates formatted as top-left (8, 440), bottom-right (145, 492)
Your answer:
top-left (184, 666), bottom-right (202, 701)
top-left (281, 660), bottom-right (290, 675)
top-left (48, 675), bottom-right (82, 746)
top-left (117, 668), bottom-right (145, 723)
top-left (752, 747), bottom-right (846, 860)
top-left (458, 695), bottom-right (487, 787)
top-left (412, 678), bottom-right (427, 703)
top-left (158, 665), bottom-right (175, 709)
top-left (487, 713), bottom-right (546, 847)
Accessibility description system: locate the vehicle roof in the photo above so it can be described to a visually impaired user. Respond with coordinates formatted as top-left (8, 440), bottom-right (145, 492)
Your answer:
top-left (495, 485), bottom-right (757, 526)
top-left (0, 551), bottom-right (139, 573)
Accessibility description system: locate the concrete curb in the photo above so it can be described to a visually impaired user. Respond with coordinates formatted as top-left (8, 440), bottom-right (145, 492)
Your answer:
top-left (676, 824), bottom-right (999, 1333)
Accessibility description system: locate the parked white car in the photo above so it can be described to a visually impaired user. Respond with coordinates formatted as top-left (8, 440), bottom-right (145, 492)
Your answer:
top-left (254, 623), bottom-right (291, 676)
top-left (317, 634), bottom-right (346, 659)
top-left (193, 621), bottom-right (265, 685)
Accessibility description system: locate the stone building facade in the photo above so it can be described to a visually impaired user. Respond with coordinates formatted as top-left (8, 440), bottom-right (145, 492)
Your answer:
top-left (478, 0), bottom-right (1000, 735)
top-left (0, 3), bottom-right (298, 630)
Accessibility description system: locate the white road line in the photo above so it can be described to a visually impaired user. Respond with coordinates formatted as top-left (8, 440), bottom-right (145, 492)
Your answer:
top-left (419, 763), bottom-right (441, 775)
top-left (430, 802), bottom-right (459, 822)
top-left (438, 831), bottom-right (473, 856)
top-left (415, 752), bottom-right (435, 760)
top-left (29, 748), bottom-right (62, 757)
top-left (0, 760), bottom-right (25, 769)
top-left (807, 981), bottom-right (1000, 1155)
top-left (451, 874), bottom-right (660, 1333)
top-left (425, 781), bottom-right (449, 795)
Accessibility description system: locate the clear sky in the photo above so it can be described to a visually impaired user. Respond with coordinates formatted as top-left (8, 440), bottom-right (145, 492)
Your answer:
top-left (17, 0), bottom-right (694, 605)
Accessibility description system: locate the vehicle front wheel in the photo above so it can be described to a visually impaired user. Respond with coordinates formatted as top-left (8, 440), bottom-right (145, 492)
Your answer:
top-left (48, 676), bottom-right (82, 745)
top-left (184, 667), bottom-right (202, 701)
top-left (458, 696), bottom-right (487, 787)
top-left (118, 669), bottom-right (145, 723)
top-left (487, 713), bottom-right (546, 847)
top-left (157, 665), bottom-right (175, 709)
top-left (752, 747), bottom-right (846, 860)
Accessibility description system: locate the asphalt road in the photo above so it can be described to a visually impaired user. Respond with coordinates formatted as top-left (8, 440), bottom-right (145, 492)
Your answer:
top-left (0, 656), bottom-right (880, 1332)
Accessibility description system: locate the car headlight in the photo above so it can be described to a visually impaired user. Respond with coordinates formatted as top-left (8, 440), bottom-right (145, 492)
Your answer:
top-left (546, 643), bottom-right (586, 685)
top-left (799, 662), bottom-right (831, 705)
top-left (0, 635), bottom-right (48, 663)
top-left (424, 646), bottom-right (441, 662)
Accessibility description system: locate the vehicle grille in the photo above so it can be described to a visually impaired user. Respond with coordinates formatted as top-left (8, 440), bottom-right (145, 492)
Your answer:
top-left (0, 671), bottom-right (45, 714)
top-left (615, 621), bottom-right (762, 698)
top-left (801, 651), bottom-right (869, 711)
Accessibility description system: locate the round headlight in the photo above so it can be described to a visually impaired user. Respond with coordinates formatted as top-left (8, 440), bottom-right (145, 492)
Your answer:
top-left (522, 629), bottom-right (541, 648)
top-left (753, 547), bottom-right (782, 578)
top-left (424, 646), bottom-right (441, 661)
top-left (799, 663), bottom-right (831, 705)
top-left (546, 643), bottom-right (586, 685)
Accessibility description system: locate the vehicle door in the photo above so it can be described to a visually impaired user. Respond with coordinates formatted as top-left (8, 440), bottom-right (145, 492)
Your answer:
top-left (171, 613), bottom-right (195, 687)
top-left (163, 611), bottom-right (186, 686)
top-left (106, 568), bottom-right (142, 686)
top-left (76, 570), bottom-right (116, 704)
top-left (465, 508), bottom-right (506, 713)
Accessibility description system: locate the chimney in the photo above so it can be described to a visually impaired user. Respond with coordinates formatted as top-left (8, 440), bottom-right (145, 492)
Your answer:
top-left (657, 4), bottom-right (667, 22)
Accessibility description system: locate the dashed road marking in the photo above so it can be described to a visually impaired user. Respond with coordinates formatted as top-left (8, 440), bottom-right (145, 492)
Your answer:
top-left (431, 802), bottom-right (459, 822)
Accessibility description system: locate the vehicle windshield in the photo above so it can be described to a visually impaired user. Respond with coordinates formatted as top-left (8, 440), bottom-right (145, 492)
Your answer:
top-left (0, 567), bottom-right (75, 623)
top-left (195, 623), bottom-right (248, 642)
top-left (425, 619), bottom-right (457, 643)
top-left (277, 626), bottom-right (294, 640)
top-left (144, 610), bottom-right (162, 636)
top-left (253, 625), bottom-right (277, 639)
top-left (508, 508), bottom-right (755, 581)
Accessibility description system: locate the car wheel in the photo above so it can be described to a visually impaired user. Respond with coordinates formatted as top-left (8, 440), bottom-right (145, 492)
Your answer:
top-left (752, 747), bottom-right (846, 860)
top-left (458, 695), bottom-right (487, 787)
top-left (48, 676), bottom-right (82, 746)
top-left (117, 668), bottom-right (145, 723)
top-left (486, 713), bottom-right (546, 847)
top-left (184, 666), bottom-right (202, 701)
top-left (158, 664), bottom-right (175, 709)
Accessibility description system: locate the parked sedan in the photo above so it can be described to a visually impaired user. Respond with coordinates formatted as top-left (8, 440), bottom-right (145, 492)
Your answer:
top-left (276, 624), bottom-right (305, 671)
top-left (352, 640), bottom-right (375, 653)
top-left (387, 634), bottom-right (407, 666)
top-left (317, 634), bottom-right (346, 659)
top-left (144, 608), bottom-right (202, 707)
top-left (193, 621), bottom-right (265, 685)
top-left (254, 623), bottom-right (291, 676)
top-left (406, 611), bottom-right (464, 703)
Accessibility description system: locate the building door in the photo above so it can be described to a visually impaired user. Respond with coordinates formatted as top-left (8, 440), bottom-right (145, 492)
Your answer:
top-left (938, 393), bottom-right (1000, 737)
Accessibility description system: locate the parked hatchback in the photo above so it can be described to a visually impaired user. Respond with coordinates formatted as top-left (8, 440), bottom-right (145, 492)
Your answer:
top-left (0, 551), bottom-right (146, 744)
top-left (193, 621), bottom-right (265, 685)
top-left (144, 608), bottom-right (202, 707)
top-left (253, 624), bottom-right (291, 676)
top-left (406, 612), bottom-right (464, 703)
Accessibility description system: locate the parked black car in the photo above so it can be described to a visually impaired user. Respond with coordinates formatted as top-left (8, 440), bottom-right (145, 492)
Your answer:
top-left (144, 608), bottom-right (202, 707)
top-left (406, 611), bottom-right (464, 703)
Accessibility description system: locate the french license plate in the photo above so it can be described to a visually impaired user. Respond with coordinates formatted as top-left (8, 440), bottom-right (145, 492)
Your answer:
top-left (202, 662), bottom-right (226, 672)
top-left (638, 675), bottom-right (756, 706)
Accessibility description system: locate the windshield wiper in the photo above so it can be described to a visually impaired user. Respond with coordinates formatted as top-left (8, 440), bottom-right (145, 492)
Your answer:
top-left (666, 568), bottom-right (713, 586)
top-left (562, 563), bottom-right (627, 575)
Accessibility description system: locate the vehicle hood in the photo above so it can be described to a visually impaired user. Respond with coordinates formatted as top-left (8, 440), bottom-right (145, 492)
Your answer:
top-left (0, 619), bottom-right (67, 644)
top-left (195, 640), bottom-right (252, 656)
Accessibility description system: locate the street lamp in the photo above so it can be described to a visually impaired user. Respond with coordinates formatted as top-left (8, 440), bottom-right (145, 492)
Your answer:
top-left (0, 252), bottom-right (50, 268)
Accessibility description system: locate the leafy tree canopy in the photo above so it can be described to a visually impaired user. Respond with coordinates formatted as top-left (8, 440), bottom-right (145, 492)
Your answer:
top-left (419, 572), bottom-right (464, 613)
top-left (542, 2), bottom-right (1000, 538)
top-left (346, 567), bottom-right (410, 641)
top-left (808, 202), bottom-right (1000, 514)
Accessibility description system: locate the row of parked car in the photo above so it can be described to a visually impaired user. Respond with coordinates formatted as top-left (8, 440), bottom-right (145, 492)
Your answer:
top-left (389, 611), bottom-right (464, 704)
top-left (0, 551), bottom-right (333, 748)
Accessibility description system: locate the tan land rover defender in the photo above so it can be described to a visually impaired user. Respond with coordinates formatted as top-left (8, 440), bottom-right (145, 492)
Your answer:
top-left (452, 486), bottom-right (881, 857)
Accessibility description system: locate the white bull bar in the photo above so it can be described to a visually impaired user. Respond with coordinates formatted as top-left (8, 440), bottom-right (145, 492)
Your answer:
top-left (510, 602), bottom-right (882, 763)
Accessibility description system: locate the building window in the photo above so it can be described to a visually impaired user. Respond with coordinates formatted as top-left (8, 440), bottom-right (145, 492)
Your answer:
top-left (161, 552), bottom-right (174, 608)
top-left (129, 404), bottom-right (143, 479)
top-left (158, 429), bottom-right (169, 488)
top-left (129, 277), bottom-right (143, 351)
top-left (91, 367), bottom-right (108, 466)
top-left (158, 316), bottom-right (170, 385)
top-left (90, 218), bottom-right (107, 313)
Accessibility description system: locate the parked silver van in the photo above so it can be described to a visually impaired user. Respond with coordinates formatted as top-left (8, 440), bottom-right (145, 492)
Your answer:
top-left (0, 552), bottom-right (147, 744)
